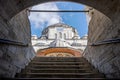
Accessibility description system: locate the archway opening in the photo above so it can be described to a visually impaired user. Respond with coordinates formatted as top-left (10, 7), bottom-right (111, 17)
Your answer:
top-left (1, 0), bottom-right (119, 78)
top-left (30, 1), bottom-right (89, 56)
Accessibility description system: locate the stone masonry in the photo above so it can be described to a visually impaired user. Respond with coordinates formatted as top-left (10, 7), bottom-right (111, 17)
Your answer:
top-left (0, 10), bottom-right (35, 77)
top-left (0, 0), bottom-right (120, 78)
top-left (84, 9), bottom-right (120, 78)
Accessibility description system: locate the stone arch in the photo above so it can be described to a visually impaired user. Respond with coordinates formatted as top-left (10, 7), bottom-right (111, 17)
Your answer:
top-left (37, 47), bottom-right (82, 57)
top-left (0, 0), bottom-right (120, 78)
top-left (0, 0), bottom-right (117, 21)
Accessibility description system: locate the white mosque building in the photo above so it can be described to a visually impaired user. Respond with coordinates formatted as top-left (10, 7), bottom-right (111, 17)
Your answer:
top-left (31, 23), bottom-right (87, 53)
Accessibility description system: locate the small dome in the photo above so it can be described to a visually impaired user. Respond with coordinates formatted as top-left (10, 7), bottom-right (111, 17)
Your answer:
top-left (81, 34), bottom-right (88, 39)
top-left (31, 35), bottom-right (37, 39)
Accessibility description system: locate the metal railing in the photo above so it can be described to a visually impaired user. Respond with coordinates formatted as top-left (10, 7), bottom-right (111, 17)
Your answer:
top-left (0, 38), bottom-right (28, 47)
top-left (89, 38), bottom-right (120, 46)
top-left (27, 9), bottom-right (89, 13)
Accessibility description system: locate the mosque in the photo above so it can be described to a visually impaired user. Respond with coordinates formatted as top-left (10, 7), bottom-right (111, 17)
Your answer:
top-left (31, 23), bottom-right (87, 57)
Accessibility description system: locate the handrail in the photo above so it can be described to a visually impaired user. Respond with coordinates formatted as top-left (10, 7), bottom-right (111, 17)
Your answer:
top-left (0, 38), bottom-right (28, 47)
top-left (89, 38), bottom-right (120, 46)
top-left (27, 9), bottom-right (89, 13)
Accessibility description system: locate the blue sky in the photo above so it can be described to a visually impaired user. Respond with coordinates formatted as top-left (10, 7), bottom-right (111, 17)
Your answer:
top-left (29, 2), bottom-right (88, 38)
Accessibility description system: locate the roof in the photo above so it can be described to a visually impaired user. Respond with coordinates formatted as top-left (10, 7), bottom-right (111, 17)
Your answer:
top-left (42, 23), bottom-right (75, 34)
top-left (48, 23), bottom-right (72, 28)
top-left (44, 23), bottom-right (74, 31)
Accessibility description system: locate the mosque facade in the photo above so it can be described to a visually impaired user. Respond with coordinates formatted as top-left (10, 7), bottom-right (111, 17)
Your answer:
top-left (31, 23), bottom-right (87, 57)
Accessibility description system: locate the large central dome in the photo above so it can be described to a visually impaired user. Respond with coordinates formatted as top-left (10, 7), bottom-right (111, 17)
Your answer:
top-left (47, 23), bottom-right (72, 28)
top-left (40, 23), bottom-right (80, 40)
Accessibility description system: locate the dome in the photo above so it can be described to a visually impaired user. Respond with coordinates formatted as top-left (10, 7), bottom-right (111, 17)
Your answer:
top-left (47, 23), bottom-right (72, 28)
top-left (81, 34), bottom-right (88, 39)
top-left (42, 23), bottom-right (73, 33)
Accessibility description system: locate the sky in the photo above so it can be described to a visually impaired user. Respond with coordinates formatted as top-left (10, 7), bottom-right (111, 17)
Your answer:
top-left (28, 2), bottom-right (88, 38)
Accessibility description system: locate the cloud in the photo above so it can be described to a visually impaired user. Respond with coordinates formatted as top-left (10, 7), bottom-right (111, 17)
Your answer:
top-left (28, 2), bottom-right (63, 29)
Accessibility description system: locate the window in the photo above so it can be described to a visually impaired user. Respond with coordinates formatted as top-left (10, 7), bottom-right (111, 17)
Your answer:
top-left (55, 33), bottom-right (57, 39)
top-left (59, 32), bottom-right (62, 39)
top-left (64, 33), bottom-right (66, 39)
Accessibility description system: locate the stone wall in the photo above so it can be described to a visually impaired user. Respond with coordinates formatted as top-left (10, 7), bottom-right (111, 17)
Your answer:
top-left (84, 9), bottom-right (120, 78)
top-left (0, 10), bottom-right (35, 77)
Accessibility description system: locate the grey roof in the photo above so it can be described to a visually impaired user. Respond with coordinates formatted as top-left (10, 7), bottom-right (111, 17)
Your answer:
top-left (42, 23), bottom-right (75, 34)
top-left (49, 23), bottom-right (70, 27)
top-left (47, 23), bottom-right (73, 29)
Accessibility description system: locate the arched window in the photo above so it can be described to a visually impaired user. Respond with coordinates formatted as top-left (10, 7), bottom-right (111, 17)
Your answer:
top-left (59, 32), bottom-right (62, 39)
top-left (55, 33), bottom-right (57, 39)
top-left (64, 33), bottom-right (66, 39)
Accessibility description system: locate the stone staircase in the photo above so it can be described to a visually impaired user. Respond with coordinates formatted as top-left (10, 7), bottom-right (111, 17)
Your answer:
top-left (15, 57), bottom-right (105, 79)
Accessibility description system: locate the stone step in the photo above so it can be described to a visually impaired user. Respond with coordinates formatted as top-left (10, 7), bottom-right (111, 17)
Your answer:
top-left (29, 62), bottom-right (85, 65)
top-left (26, 67), bottom-right (91, 70)
top-left (32, 57), bottom-right (86, 62)
top-left (27, 65), bottom-right (92, 69)
top-left (15, 78), bottom-right (106, 80)
top-left (31, 60), bottom-right (86, 62)
top-left (15, 57), bottom-right (105, 79)
top-left (29, 64), bottom-right (90, 67)
top-left (31, 60), bottom-right (87, 62)
top-left (19, 67), bottom-right (98, 75)
top-left (34, 57), bottom-right (84, 59)
top-left (19, 73), bottom-right (105, 78)
top-left (25, 68), bottom-right (93, 71)
top-left (29, 62), bottom-right (90, 66)
top-left (24, 68), bottom-right (98, 73)
top-left (16, 68), bottom-right (98, 78)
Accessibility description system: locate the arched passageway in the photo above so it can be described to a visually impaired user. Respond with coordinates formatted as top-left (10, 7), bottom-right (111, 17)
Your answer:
top-left (0, 0), bottom-right (120, 78)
